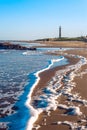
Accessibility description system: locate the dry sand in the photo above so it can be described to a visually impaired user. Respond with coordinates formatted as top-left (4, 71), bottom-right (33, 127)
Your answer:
top-left (31, 41), bottom-right (87, 130)
top-left (35, 41), bottom-right (87, 48)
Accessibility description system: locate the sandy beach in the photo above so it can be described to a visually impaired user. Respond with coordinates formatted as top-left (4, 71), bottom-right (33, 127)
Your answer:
top-left (1, 0), bottom-right (87, 130)
top-left (31, 41), bottom-right (87, 130)
top-left (35, 41), bottom-right (87, 48)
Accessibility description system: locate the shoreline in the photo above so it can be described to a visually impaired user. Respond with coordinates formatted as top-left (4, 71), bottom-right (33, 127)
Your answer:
top-left (32, 55), bottom-right (80, 97)
top-left (26, 55), bottom-right (68, 130)
top-left (1, 44), bottom-right (87, 130)
top-left (30, 48), bottom-right (87, 130)
top-left (1, 41), bottom-right (87, 130)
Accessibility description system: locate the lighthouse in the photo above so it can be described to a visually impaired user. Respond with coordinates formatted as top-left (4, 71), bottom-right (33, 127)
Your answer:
top-left (59, 26), bottom-right (61, 38)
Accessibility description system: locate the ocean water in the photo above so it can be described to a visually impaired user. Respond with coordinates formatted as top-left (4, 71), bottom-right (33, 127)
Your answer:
top-left (0, 44), bottom-right (69, 130)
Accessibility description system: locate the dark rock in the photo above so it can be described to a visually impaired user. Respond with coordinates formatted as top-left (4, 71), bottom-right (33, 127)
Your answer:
top-left (0, 42), bottom-right (36, 50)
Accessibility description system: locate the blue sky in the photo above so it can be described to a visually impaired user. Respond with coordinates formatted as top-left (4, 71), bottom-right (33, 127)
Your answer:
top-left (0, 0), bottom-right (87, 40)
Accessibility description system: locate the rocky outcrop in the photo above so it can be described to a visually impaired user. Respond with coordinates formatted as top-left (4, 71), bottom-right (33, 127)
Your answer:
top-left (0, 42), bottom-right (36, 50)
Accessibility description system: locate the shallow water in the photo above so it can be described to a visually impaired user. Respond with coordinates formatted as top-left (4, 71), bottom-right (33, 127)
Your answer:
top-left (0, 43), bottom-right (69, 130)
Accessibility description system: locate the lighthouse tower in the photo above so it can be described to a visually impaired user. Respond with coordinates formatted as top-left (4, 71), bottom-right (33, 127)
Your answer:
top-left (59, 26), bottom-right (61, 38)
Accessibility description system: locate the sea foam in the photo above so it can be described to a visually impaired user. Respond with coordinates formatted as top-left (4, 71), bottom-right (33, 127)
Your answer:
top-left (26, 53), bottom-right (87, 130)
top-left (25, 57), bottom-right (64, 130)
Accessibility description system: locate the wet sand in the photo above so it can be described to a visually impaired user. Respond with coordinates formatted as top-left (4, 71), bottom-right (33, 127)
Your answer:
top-left (32, 56), bottom-right (80, 96)
top-left (31, 48), bottom-right (87, 130)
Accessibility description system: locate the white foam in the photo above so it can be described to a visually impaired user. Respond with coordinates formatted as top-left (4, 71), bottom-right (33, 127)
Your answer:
top-left (25, 57), bottom-right (64, 130)
top-left (22, 51), bottom-right (38, 55)
top-left (25, 53), bottom-right (87, 130)
top-left (58, 104), bottom-right (82, 115)
top-left (57, 121), bottom-right (78, 129)
top-left (56, 121), bottom-right (87, 130)
top-left (0, 122), bottom-right (9, 129)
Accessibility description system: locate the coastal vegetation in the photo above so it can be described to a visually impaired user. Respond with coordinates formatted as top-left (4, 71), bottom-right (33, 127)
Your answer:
top-left (35, 36), bottom-right (87, 42)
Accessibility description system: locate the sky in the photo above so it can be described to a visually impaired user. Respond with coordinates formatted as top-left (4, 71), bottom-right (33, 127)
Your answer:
top-left (0, 0), bottom-right (87, 40)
